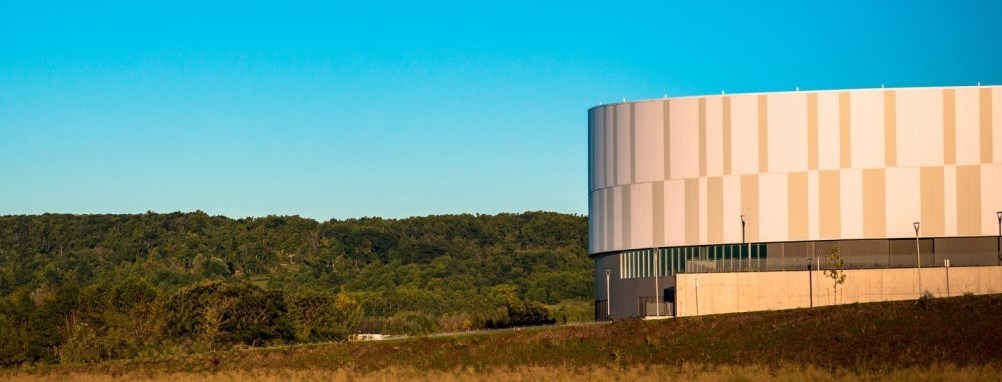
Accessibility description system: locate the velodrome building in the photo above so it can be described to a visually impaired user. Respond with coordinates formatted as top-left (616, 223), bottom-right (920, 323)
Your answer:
top-left (589, 85), bottom-right (1002, 319)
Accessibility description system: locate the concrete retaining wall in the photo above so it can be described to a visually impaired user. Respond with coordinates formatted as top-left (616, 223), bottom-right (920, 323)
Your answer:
top-left (674, 265), bottom-right (1002, 317)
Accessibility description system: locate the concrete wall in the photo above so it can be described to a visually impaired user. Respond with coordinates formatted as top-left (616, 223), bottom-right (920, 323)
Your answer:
top-left (588, 85), bottom-right (1002, 255)
top-left (674, 265), bottom-right (1002, 317)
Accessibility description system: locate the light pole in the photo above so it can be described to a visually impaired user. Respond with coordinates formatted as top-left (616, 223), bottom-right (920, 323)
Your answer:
top-left (996, 211), bottom-right (1001, 266)
top-left (653, 248), bottom-right (660, 317)
top-left (740, 215), bottom-right (749, 269)
top-left (914, 221), bottom-right (922, 296)
top-left (605, 269), bottom-right (611, 319)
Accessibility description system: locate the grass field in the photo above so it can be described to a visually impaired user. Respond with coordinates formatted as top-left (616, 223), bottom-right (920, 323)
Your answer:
top-left (6, 294), bottom-right (1002, 381)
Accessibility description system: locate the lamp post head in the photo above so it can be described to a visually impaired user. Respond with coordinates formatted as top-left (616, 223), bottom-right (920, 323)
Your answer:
top-left (997, 211), bottom-right (1002, 222)
top-left (605, 269), bottom-right (611, 277)
top-left (740, 214), bottom-right (746, 224)
top-left (913, 221), bottom-right (921, 235)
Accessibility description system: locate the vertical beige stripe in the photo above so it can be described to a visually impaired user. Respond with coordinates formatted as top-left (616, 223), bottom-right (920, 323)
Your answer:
top-left (740, 175), bottom-right (759, 242)
top-left (885, 91), bottom-right (898, 167)
top-left (629, 104), bottom-right (637, 183)
top-left (723, 97), bottom-right (732, 175)
top-left (956, 165), bottom-right (982, 235)
top-left (819, 170), bottom-right (842, 239)
top-left (807, 93), bottom-right (819, 170)
top-left (943, 89), bottom-right (956, 165)
top-left (839, 92), bottom-right (852, 168)
top-left (604, 189), bottom-right (613, 251)
top-left (611, 107), bottom-right (618, 185)
top-left (788, 172), bottom-right (808, 240)
top-left (699, 98), bottom-right (707, 177)
top-left (663, 100), bottom-right (671, 180)
top-left (622, 186), bottom-right (632, 249)
top-left (920, 167), bottom-right (945, 237)
top-left (758, 95), bottom-right (769, 172)
top-left (981, 88), bottom-right (994, 163)
top-left (862, 169), bottom-right (886, 238)
top-left (685, 179), bottom-right (700, 245)
top-left (653, 181), bottom-right (665, 246)
top-left (707, 177), bottom-right (723, 243)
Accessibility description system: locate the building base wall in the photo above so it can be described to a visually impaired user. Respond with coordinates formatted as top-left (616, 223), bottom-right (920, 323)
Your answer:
top-left (674, 266), bottom-right (1002, 317)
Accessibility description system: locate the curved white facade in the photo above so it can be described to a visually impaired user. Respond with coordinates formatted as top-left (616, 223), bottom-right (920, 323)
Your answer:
top-left (588, 85), bottom-right (1002, 256)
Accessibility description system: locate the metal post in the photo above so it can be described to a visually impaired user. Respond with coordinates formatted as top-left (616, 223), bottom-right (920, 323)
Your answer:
top-left (605, 269), bottom-right (611, 318)
top-left (807, 258), bottom-right (813, 308)
top-left (996, 211), bottom-right (1001, 266)
top-left (653, 248), bottom-right (660, 317)
top-left (914, 221), bottom-right (922, 297)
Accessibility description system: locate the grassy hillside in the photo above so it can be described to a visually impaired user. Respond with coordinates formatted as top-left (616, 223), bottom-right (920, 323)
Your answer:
top-left (7, 294), bottom-right (1002, 380)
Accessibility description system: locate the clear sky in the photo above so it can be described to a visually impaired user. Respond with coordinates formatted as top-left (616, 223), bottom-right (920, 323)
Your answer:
top-left (2, 1), bottom-right (1001, 220)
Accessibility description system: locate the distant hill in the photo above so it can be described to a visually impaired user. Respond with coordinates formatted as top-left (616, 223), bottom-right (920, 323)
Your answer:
top-left (0, 211), bottom-right (591, 365)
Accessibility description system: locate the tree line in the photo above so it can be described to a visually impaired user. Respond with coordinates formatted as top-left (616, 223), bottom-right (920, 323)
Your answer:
top-left (0, 211), bottom-right (590, 365)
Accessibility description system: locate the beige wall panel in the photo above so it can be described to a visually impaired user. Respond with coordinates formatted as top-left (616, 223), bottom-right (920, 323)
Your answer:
top-left (699, 178), bottom-right (709, 243)
top-left (590, 108), bottom-right (602, 190)
top-left (741, 174), bottom-right (760, 242)
top-left (685, 178), bottom-right (700, 245)
top-left (723, 97), bottom-right (732, 175)
top-left (817, 92), bottom-right (841, 170)
top-left (944, 166), bottom-right (957, 236)
top-left (981, 164), bottom-right (1001, 235)
top-left (862, 169), bottom-right (886, 238)
top-left (699, 99), bottom-right (707, 177)
top-left (956, 165), bottom-right (982, 236)
top-left (622, 186), bottom-right (632, 249)
top-left (956, 88), bottom-right (981, 165)
top-left (663, 100), bottom-right (672, 180)
top-left (670, 99), bottom-right (700, 180)
top-left (707, 176), bottom-right (724, 244)
top-left (808, 93), bottom-right (819, 170)
top-left (730, 95), bottom-right (760, 175)
top-left (706, 97), bottom-right (724, 177)
top-left (758, 173), bottom-right (789, 243)
top-left (604, 107), bottom-right (616, 189)
top-left (634, 101), bottom-right (665, 183)
top-left (981, 88), bottom-right (994, 163)
top-left (897, 88), bottom-right (944, 167)
top-left (767, 92), bottom-right (808, 173)
top-left (788, 172), bottom-right (809, 241)
top-left (943, 89), bottom-right (956, 165)
top-left (630, 183), bottom-right (654, 249)
top-left (758, 95), bottom-right (769, 172)
top-left (589, 192), bottom-right (599, 252)
top-left (652, 181), bottom-right (665, 247)
top-left (995, 87), bottom-right (1002, 162)
top-left (666, 180), bottom-right (686, 246)
top-left (723, 175), bottom-right (742, 243)
top-left (850, 90), bottom-right (885, 169)
top-left (840, 169), bottom-right (864, 240)
top-left (885, 91), bottom-right (897, 167)
top-left (615, 104), bottom-right (632, 186)
top-left (612, 186), bottom-right (623, 250)
top-left (808, 171), bottom-right (820, 240)
top-left (920, 167), bottom-right (945, 237)
top-left (884, 167), bottom-right (920, 238)
top-left (839, 92), bottom-right (851, 168)
top-left (819, 170), bottom-right (841, 239)
top-left (601, 188), bottom-right (611, 252)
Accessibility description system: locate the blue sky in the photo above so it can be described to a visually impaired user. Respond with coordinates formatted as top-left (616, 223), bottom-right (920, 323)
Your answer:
top-left (2, 1), bottom-right (1001, 220)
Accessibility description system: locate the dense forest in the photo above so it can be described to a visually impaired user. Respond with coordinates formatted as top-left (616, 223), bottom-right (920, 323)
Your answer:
top-left (0, 211), bottom-right (591, 365)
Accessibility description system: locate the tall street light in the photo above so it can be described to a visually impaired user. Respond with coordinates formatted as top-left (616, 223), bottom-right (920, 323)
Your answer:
top-left (740, 215), bottom-right (749, 268)
top-left (605, 269), bottom-right (611, 319)
top-left (914, 221), bottom-right (922, 296)
top-left (652, 248), bottom-right (660, 317)
top-left (996, 211), bottom-right (1001, 266)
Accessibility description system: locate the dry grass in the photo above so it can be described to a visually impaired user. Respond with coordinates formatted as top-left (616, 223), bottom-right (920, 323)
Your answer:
top-left (6, 295), bottom-right (1002, 381)
top-left (5, 364), bottom-right (1001, 382)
